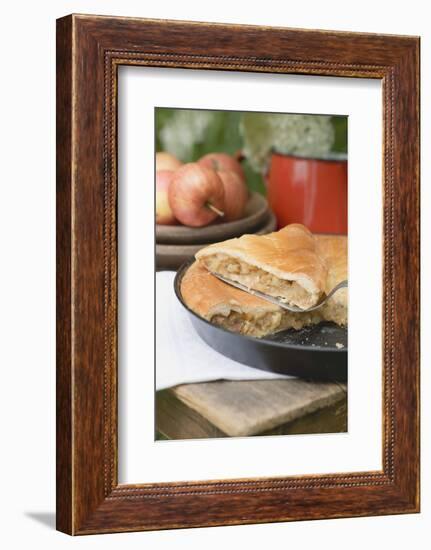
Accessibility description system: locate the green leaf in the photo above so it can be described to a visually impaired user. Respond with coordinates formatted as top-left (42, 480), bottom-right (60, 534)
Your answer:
top-left (331, 116), bottom-right (348, 154)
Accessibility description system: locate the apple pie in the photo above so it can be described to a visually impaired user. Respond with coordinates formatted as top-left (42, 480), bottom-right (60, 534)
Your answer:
top-left (181, 224), bottom-right (347, 338)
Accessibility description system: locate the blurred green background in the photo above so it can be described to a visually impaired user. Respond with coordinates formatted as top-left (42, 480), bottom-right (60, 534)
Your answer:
top-left (155, 108), bottom-right (347, 195)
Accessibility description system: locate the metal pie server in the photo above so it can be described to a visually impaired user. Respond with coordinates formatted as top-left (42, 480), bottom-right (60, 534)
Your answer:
top-left (209, 271), bottom-right (348, 313)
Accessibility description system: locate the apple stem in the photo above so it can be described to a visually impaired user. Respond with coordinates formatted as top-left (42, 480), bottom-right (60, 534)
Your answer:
top-left (206, 202), bottom-right (225, 217)
top-left (234, 149), bottom-right (245, 163)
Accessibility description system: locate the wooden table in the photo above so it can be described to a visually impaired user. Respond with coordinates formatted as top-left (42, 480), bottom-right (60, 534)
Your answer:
top-left (156, 378), bottom-right (347, 439)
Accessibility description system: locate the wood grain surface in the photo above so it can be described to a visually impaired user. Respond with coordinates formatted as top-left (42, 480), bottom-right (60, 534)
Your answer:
top-left (56, 14), bottom-right (420, 535)
top-left (156, 379), bottom-right (347, 438)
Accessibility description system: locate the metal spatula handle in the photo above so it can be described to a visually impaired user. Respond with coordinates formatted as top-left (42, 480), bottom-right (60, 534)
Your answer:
top-left (210, 272), bottom-right (348, 313)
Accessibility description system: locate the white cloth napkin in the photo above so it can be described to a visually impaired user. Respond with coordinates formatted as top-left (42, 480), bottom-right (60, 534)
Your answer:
top-left (156, 271), bottom-right (293, 390)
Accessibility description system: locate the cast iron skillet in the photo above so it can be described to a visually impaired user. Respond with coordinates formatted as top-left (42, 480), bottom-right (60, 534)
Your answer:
top-left (174, 261), bottom-right (347, 382)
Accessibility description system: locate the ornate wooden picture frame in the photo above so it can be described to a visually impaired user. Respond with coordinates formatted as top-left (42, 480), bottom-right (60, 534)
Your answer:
top-left (56, 14), bottom-right (420, 534)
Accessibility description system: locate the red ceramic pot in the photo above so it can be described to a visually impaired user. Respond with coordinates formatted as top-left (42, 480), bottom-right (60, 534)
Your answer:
top-left (266, 152), bottom-right (348, 234)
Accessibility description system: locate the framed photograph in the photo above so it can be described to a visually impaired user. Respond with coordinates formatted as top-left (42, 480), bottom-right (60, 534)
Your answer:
top-left (56, 14), bottom-right (420, 534)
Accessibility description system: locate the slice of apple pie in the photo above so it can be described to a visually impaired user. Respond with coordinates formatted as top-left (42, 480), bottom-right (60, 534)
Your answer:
top-left (195, 223), bottom-right (328, 310)
top-left (181, 261), bottom-right (324, 338)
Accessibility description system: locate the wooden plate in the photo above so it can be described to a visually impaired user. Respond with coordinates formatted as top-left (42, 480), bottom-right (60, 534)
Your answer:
top-left (156, 210), bottom-right (277, 271)
top-left (156, 192), bottom-right (269, 245)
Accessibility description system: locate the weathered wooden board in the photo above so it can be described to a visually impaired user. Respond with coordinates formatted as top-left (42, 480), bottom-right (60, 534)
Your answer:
top-left (156, 379), bottom-right (347, 439)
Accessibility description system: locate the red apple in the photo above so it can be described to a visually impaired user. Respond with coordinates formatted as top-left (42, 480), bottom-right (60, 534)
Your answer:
top-left (168, 163), bottom-right (225, 227)
top-left (156, 170), bottom-right (177, 225)
top-left (198, 152), bottom-right (245, 183)
top-left (218, 171), bottom-right (249, 222)
top-left (156, 152), bottom-right (182, 172)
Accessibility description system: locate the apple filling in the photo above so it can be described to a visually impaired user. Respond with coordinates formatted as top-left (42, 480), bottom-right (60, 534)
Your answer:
top-left (210, 309), bottom-right (324, 338)
top-left (320, 299), bottom-right (347, 327)
top-left (201, 254), bottom-right (319, 309)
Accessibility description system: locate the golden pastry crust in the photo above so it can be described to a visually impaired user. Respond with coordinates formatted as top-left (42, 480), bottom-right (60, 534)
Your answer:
top-left (181, 227), bottom-right (348, 338)
top-left (195, 224), bottom-right (328, 300)
top-left (315, 234), bottom-right (348, 325)
top-left (316, 236), bottom-right (346, 288)
top-left (181, 260), bottom-right (279, 320)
